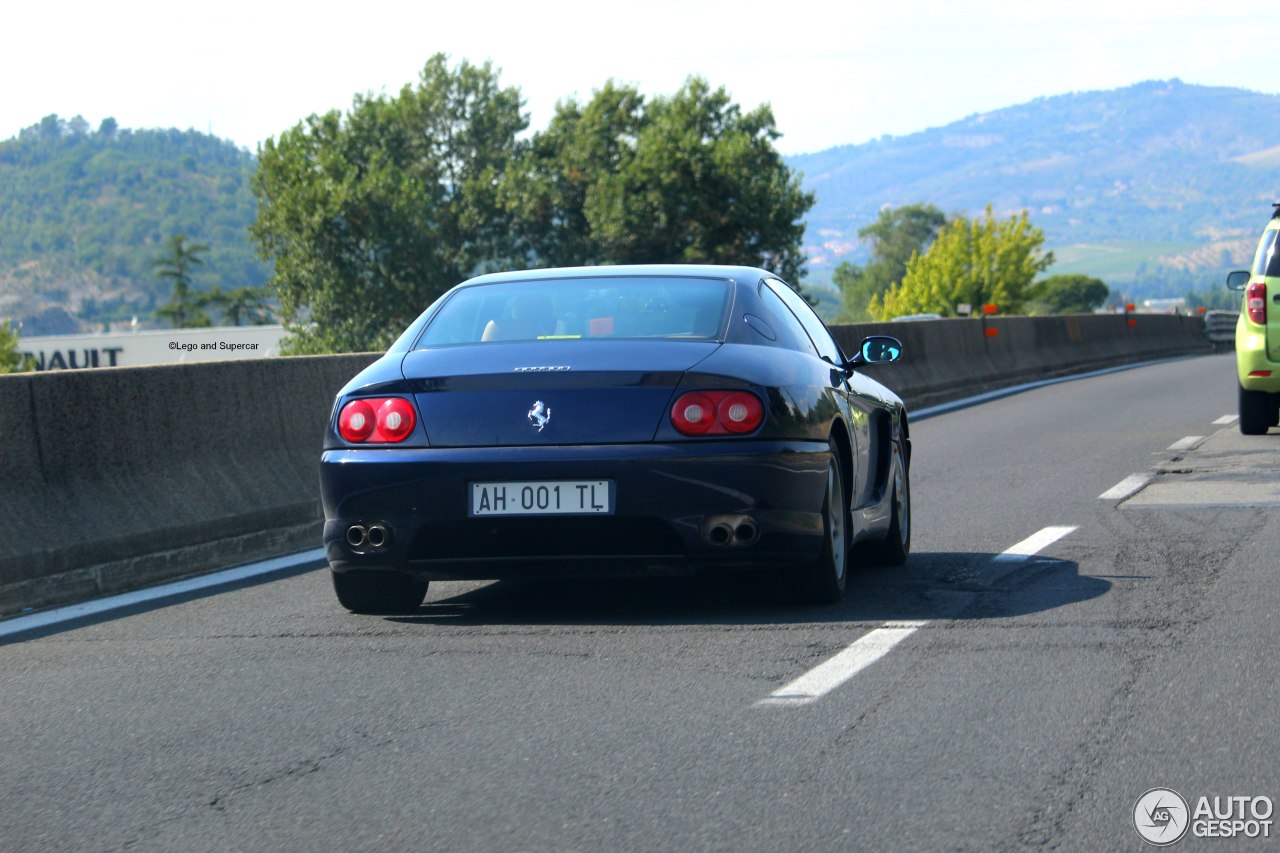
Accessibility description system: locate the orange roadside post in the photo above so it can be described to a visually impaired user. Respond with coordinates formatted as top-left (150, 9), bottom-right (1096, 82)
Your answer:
top-left (981, 304), bottom-right (999, 337)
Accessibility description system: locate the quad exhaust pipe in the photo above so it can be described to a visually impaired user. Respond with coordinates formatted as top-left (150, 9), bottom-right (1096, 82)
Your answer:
top-left (346, 522), bottom-right (391, 550)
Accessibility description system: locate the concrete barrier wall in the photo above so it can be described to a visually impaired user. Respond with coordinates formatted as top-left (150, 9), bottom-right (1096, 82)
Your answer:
top-left (0, 354), bottom-right (378, 615)
top-left (0, 314), bottom-right (1209, 615)
top-left (835, 313), bottom-right (1209, 409)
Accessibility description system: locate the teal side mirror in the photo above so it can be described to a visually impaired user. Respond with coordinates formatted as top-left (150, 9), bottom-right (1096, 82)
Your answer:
top-left (851, 335), bottom-right (903, 367)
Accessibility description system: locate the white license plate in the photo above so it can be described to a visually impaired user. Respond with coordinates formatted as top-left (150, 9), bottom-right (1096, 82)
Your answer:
top-left (469, 480), bottom-right (614, 516)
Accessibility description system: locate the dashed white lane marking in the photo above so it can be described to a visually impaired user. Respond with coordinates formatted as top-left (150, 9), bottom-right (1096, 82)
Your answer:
top-left (993, 526), bottom-right (1079, 561)
top-left (1167, 436), bottom-right (1204, 452)
top-left (1213, 415), bottom-right (1239, 426)
top-left (757, 622), bottom-right (928, 707)
top-left (1099, 473), bottom-right (1153, 501)
top-left (759, 527), bottom-right (1077, 707)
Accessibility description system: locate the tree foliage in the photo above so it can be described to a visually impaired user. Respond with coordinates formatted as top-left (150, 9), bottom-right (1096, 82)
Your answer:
top-left (153, 235), bottom-right (212, 327)
top-left (1025, 274), bottom-right (1109, 314)
top-left (252, 54), bottom-right (528, 354)
top-left (871, 205), bottom-right (1054, 319)
top-left (1184, 286), bottom-right (1239, 312)
top-left (506, 78), bottom-right (814, 283)
top-left (253, 64), bottom-right (815, 352)
top-left (834, 203), bottom-right (946, 321)
top-left (0, 319), bottom-right (30, 373)
top-left (206, 286), bottom-right (274, 326)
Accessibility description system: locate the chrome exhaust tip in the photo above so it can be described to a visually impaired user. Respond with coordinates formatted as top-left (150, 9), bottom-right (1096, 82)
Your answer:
top-left (707, 524), bottom-right (733, 546)
top-left (734, 520), bottom-right (759, 545)
top-left (346, 524), bottom-right (367, 548)
top-left (366, 523), bottom-right (390, 548)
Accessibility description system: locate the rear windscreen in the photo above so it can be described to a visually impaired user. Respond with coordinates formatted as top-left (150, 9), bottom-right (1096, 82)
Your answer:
top-left (1251, 227), bottom-right (1280, 278)
top-left (415, 277), bottom-right (732, 347)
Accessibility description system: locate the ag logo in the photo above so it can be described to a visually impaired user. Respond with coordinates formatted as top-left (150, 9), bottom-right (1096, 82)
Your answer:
top-left (1134, 788), bottom-right (1189, 846)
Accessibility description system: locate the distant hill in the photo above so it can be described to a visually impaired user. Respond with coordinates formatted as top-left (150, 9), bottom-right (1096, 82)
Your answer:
top-left (0, 115), bottom-right (267, 333)
top-left (788, 79), bottom-right (1280, 299)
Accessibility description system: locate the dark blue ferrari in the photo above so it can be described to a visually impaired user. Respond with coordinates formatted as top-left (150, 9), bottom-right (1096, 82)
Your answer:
top-left (321, 265), bottom-right (910, 613)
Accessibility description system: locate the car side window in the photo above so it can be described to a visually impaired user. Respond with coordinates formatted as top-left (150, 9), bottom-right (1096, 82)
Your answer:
top-left (757, 283), bottom-right (818, 355)
top-left (764, 279), bottom-right (843, 364)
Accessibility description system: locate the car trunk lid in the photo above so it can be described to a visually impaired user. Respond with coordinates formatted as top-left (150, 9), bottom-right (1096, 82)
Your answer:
top-left (401, 340), bottom-right (719, 447)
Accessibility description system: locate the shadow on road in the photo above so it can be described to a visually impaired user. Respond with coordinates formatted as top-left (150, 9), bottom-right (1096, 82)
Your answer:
top-left (387, 551), bottom-right (1111, 628)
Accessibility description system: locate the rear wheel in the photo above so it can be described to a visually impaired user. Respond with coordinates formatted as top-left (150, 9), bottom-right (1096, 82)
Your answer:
top-left (1239, 385), bottom-right (1270, 435)
top-left (862, 432), bottom-right (911, 565)
top-left (794, 441), bottom-right (848, 604)
top-left (332, 570), bottom-right (428, 614)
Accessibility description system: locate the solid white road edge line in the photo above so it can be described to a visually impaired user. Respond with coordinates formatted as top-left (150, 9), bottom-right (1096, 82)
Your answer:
top-left (0, 548), bottom-right (327, 639)
top-left (1167, 436), bottom-right (1204, 451)
top-left (756, 621), bottom-right (928, 707)
top-left (758, 527), bottom-right (1079, 707)
top-left (1213, 415), bottom-right (1238, 425)
top-left (1099, 473), bottom-right (1154, 501)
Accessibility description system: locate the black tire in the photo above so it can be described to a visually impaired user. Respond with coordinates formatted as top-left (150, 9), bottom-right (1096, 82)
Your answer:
top-left (794, 440), bottom-right (849, 605)
top-left (332, 570), bottom-right (428, 614)
top-left (862, 432), bottom-right (911, 566)
top-left (1239, 385), bottom-right (1270, 435)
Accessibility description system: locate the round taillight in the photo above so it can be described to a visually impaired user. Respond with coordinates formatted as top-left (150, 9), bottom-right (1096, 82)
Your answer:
top-left (671, 390), bottom-right (764, 436)
top-left (377, 398), bottom-right (416, 442)
top-left (672, 393), bottom-right (716, 434)
top-left (719, 393), bottom-right (763, 433)
top-left (338, 400), bottom-right (376, 442)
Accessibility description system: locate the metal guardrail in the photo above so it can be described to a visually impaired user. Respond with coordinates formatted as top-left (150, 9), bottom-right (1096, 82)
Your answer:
top-left (1202, 310), bottom-right (1238, 353)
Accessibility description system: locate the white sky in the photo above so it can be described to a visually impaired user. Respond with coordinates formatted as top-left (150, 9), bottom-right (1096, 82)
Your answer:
top-left (5, 0), bottom-right (1278, 155)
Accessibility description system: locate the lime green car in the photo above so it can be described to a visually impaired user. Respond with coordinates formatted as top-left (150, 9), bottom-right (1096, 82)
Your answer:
top-left (1227, 204), bottom-right (1280, 434)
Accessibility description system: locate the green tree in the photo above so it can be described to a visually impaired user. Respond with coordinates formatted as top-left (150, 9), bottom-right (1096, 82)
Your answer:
top-left (153, 234), bottom-right (213, 327)
top-left (835, 203), bottom-right (947, 321)
top-left (1025, 274), bottom-right (1110, 314)
top-left (0, 319), bottom-right (31, 373)
top-left (252, 54), bottom-right (527, 353)
top-left (871, 205), bottom-right (1054, 319)
top-left (502, 81), bottom-right (644, 268)
top-left (506, 77), bottom-right (814, 283)
top-left (205, 285), bottom-right (274, 326)
top-left (1184, 283), bottom-right (1239, 312)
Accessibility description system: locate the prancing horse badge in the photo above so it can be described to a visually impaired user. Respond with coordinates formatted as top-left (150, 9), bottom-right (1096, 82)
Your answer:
top-left (528, 400), bottom-right (551, 432)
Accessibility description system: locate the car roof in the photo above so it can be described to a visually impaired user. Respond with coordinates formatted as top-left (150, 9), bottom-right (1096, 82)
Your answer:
top-left (457, 264), bottom-right (779, 289)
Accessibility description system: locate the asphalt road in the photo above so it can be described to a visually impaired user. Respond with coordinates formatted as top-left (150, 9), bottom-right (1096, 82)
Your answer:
top-left (3, 352), bottom-right (1277, 852)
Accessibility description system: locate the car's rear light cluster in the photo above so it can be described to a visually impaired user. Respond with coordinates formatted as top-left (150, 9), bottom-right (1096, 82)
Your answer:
top-left (670, 391), bottom-right (764, 436)
top-left (1247, 281), bottom-right (1268, 325)
top-left (338, 397), bottom-right (417, 443)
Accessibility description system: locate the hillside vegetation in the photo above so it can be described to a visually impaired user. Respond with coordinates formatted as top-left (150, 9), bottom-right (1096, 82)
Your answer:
top-left (0, 115), bottom-right (266, 333)
top-left (790, 79), bottom-right (1280, 298)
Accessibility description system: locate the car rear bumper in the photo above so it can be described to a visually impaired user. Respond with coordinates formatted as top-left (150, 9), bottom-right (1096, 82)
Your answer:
top-left (1237, 360), bottom-right (1280, 393)
top-left (1237, 320), bottom-right (1280, 392)
top-left (321, 441), bottom-right (829, 580)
